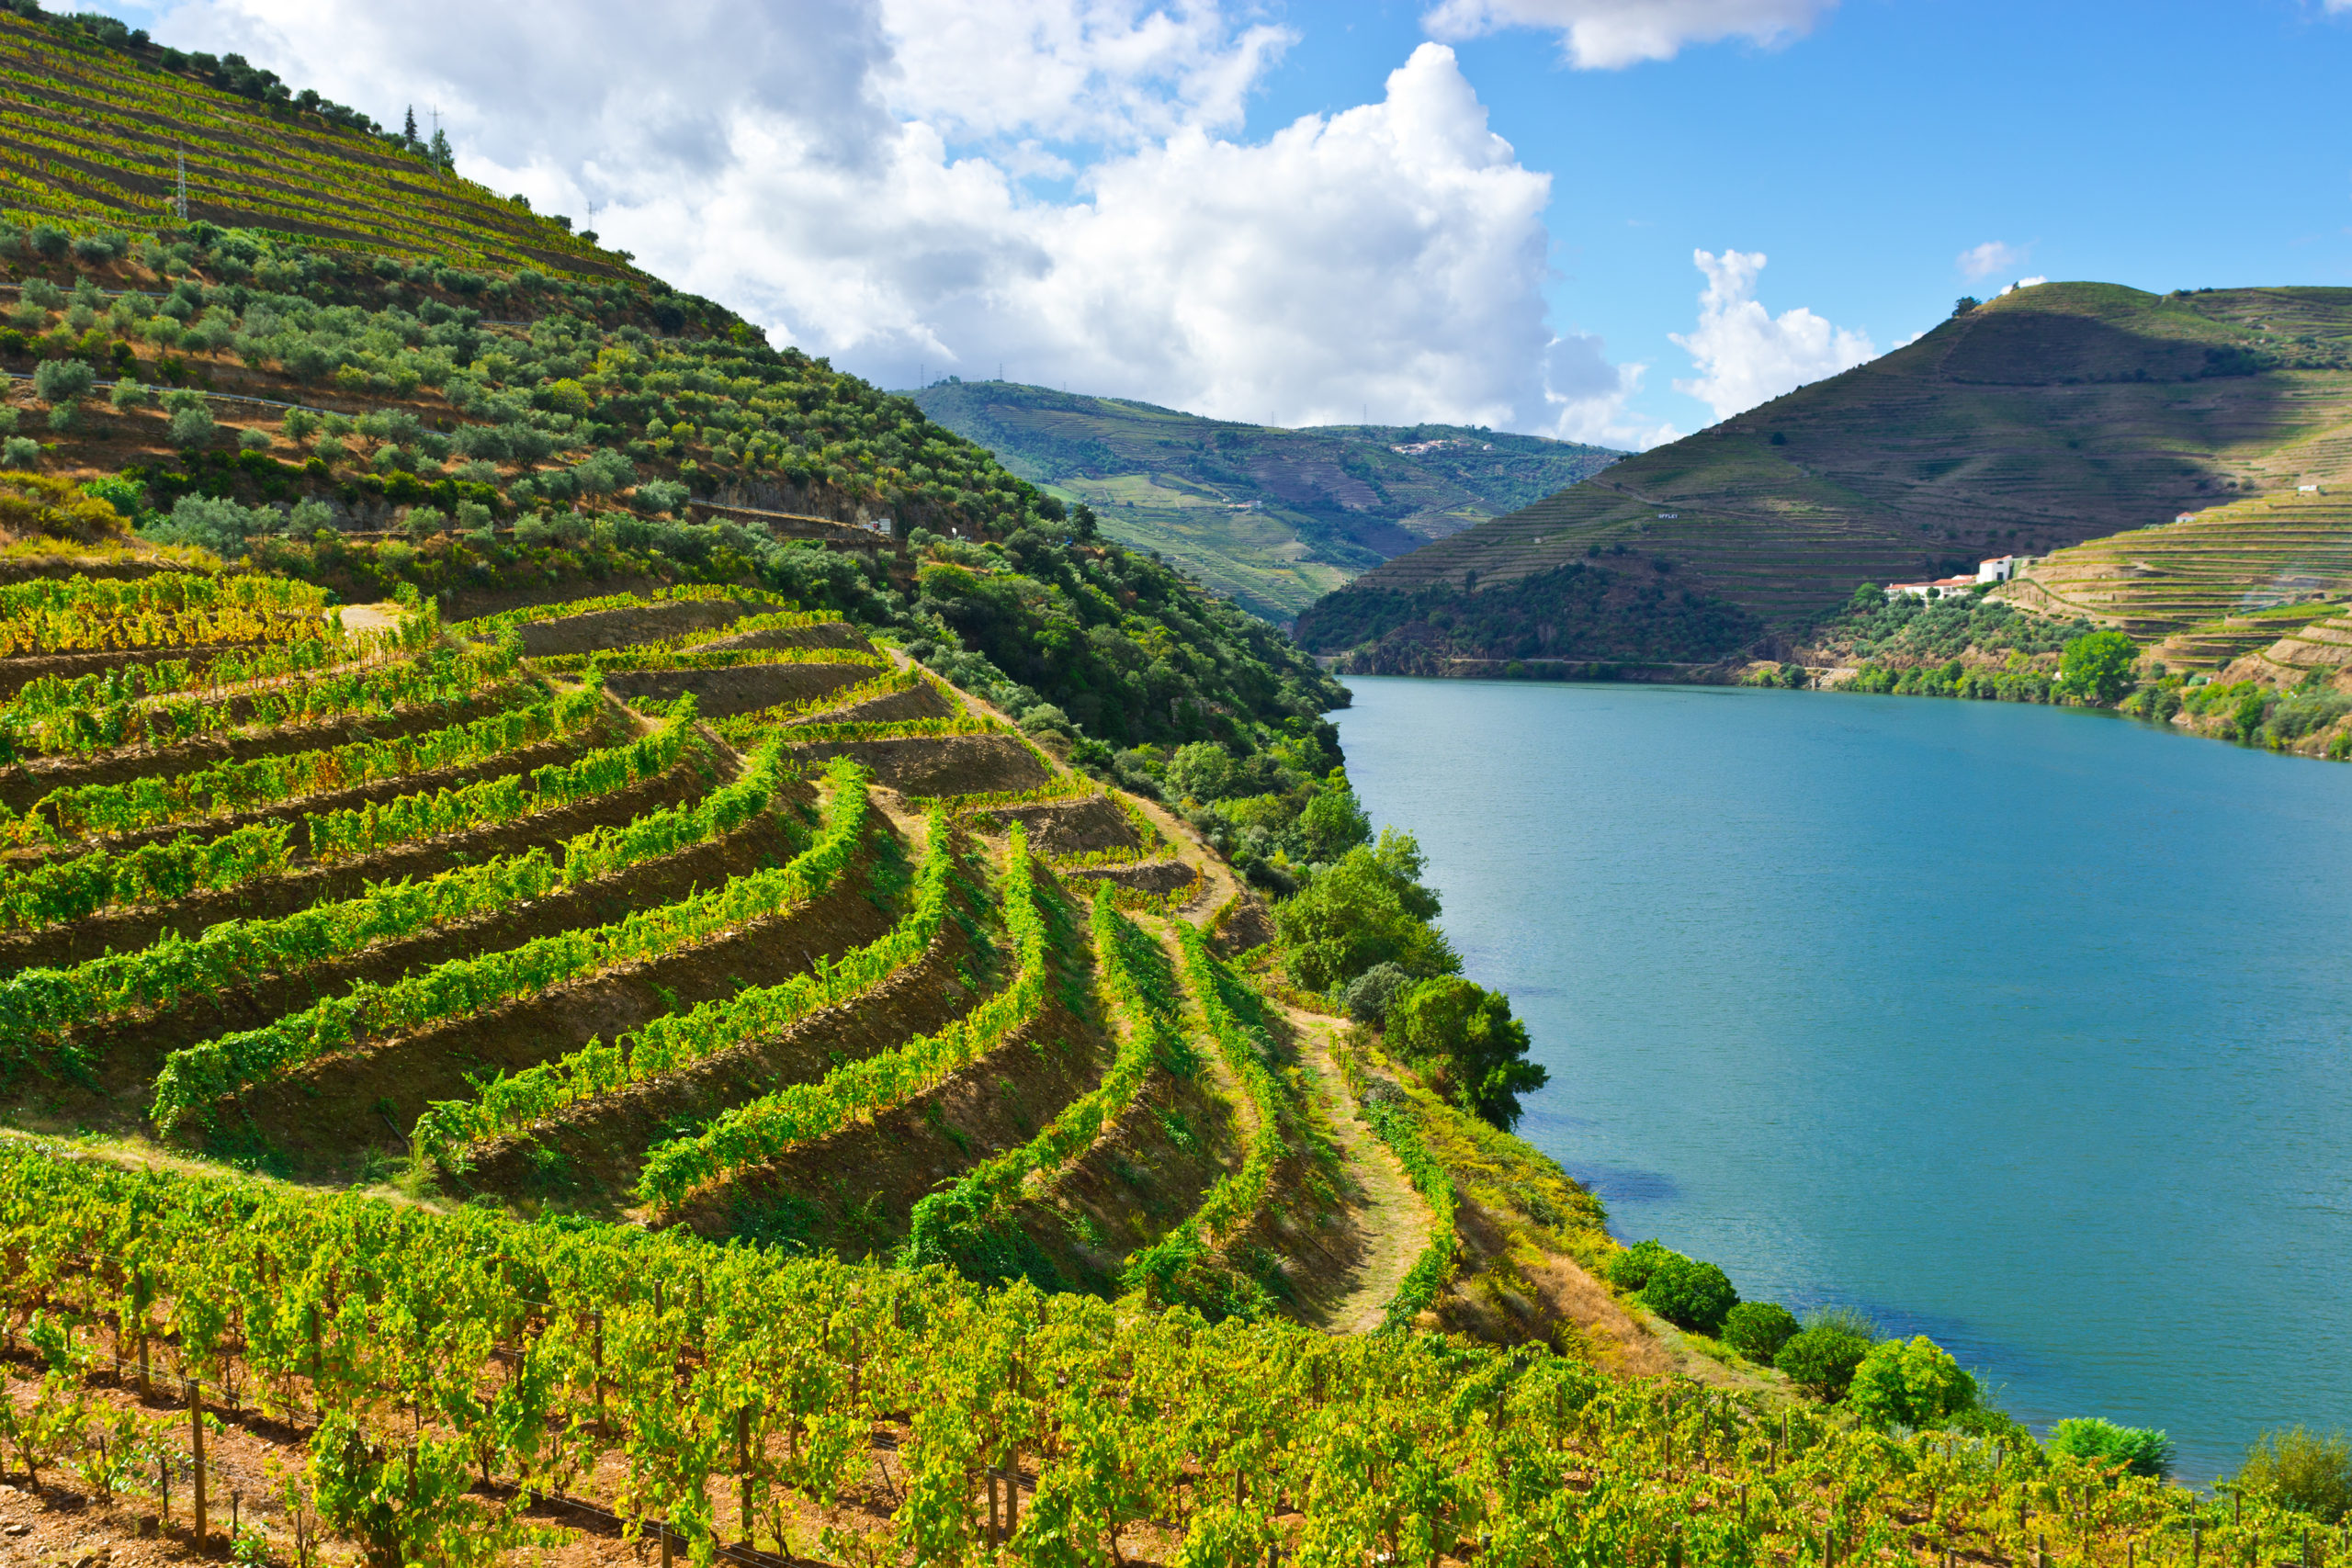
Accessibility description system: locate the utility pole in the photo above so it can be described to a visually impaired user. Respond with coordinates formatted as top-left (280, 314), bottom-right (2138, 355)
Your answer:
top-left (175, 150), bottom-right (187, 222)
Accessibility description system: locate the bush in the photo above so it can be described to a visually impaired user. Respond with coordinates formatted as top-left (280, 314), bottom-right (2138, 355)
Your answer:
top-left (1387, 975), bottom-right (1548, 1130)
top-left (1723, 1302), bottom-right (1800, 1364)
top-left (2060, 629), bottom-right (2139, 706)
top-left (1340, 962), bottom-right (1417, 1026)
top-left (633, 476), bottom-right (688, 514)
top-left (2235, 1427), bottom-right (2352, 1523)
top-left (1605, 1239), bottom-right (1679, 1292)
top-left (168, 405), bottom-right (217, 451)
top-left (1776, 1325), bottom-right (1871, 1400)
top-left (3, 437), bottom-right (40, 468)
top-left (108, 379), bottom-right (152, 412)
top-left (1639, 1255), bottom-right (1737, 1335)
top-left (139, 493), bottom-right (268, 557)
top-left (237, 427), bottom-right (272, 452)
top-left (29, 224), bottom-right (68, 259)
top-left (31, 358), bottom-right (96, 405)
top-left (2048, 1417), bottom-right (2173, 1479)
top-left (1847, 1336), bottom-right (1978, 1430)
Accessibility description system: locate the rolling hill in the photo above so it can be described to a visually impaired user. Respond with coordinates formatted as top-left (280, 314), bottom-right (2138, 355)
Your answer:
top-left (1297, 281), bottom-right (2352, 669)
top-left (910, 378), bottom-right (1619, 621)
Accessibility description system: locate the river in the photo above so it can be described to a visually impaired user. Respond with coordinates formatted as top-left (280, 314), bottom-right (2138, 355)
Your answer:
top-left (1330, 676), bottom-right (2352, 1483)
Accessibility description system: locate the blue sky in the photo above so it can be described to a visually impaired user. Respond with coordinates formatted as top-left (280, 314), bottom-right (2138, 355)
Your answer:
top-left (1239, 0), bottom-right (2352, 435)
top-left (105, 0), bottom-right (2352, 446)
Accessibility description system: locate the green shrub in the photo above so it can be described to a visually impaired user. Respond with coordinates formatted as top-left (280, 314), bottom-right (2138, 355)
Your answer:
top-left (1340, 962), bottom-right (1416, 1025)
top-left (1723, 1302), bottom-right (1800, 1363)
top-left (237, 427), bottom-right (272, 452)
top-left (2048, 1417), bottom-right (2174, 1479)
top-left (31, 357), bottom-right (96, 404)
top-left (168, 405), bottom-right (217, 451)
top-left (1388, 975), bottom-right (1548, 1130)
top-left (3, 436), bottom-right (40, 468)
top-left (1776, 1325), bottom-right (1871, 1400)
top-left (1639, 1255), bottom-right (1737, 1335)
top-left (1846, 1336), bottom-right (1978, 1430)
top-left (2060, 629), bottom-right (2139, 706)
top-left (2234, 1427), bottom-right (2352, 1523)
top-left (1605, 1239), bottom-right (1678, 1292)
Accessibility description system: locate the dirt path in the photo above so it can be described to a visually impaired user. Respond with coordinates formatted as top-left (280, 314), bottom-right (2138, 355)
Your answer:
top-left (1284, 1007), bottom-right (1433, 1334)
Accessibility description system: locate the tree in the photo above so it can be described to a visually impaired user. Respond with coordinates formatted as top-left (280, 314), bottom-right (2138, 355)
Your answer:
top-left (31, 358), bottom-right (95, 405)
top-left (1274, 830), bottom-right (1457, 993)
top-left (1166, 740), bottom-right (1236, 804)
top-left (427, 128), bottom-right (453, 167)
top-left (1070, 502), bottom-right (1100, 542)
top-left (1776, 1325), bottom-right (1871, 1400)
top-left (2234, 1427), bottom-right (2352, 1523)
top-left (1953, 296), bottom-right (1981, 317)
top-left (1846, 1336), bottom-right (1978, 1430)
top-left (1638, 1255), bottom-right (1736, 1334)
top-left (402, 105), bottom-right (419, 146)
top-left (168, 404), bottom-right (217, 451)
top-left (1387, 975), bottom-right (1548, 1129)
top-left (1289, 770), bottom-right (1371, 863)
top-left (1724, 1302), bottom-right (1800, 1363)
top-left (2059, 629), bottom-right (2138, 705)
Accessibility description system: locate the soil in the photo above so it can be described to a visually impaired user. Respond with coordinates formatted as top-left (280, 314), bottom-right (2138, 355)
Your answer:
top-left (804, 683), bottom-right (956, 726)
top-left (608, 662), bottom-right (872, 718)
top-left (787, 734), bottom-right (1050, 798)
top-left (970, 795), bottom-right (1141, 858)
top-left (1059, 859), bottom-right (1196, 897)
top-left (218, 817), bottom-right (902, 1181)
top-left (515, 600), bottom-right (761, 658)
top-left (695, 621), bottom-right (875, 654)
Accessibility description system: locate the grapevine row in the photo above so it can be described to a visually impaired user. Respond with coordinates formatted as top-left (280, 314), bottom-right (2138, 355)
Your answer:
top-left (0, 745), bottom-right (794, 1057)
top-left (413, 804), bottom-right (961, 1168)
top-left (147, 757), bottom-right (870, 1133)
top-left (1, 682), bottom-right (597, 845)
top-left (1358, 1064), bottom-right (1462, 1330)
top-left (1122, 926), bottom-right (1291, 1296)
top-left (900, 889), bottom-right (1182, 1270)
top-left (633, 824), bottom-right (1051, 1210)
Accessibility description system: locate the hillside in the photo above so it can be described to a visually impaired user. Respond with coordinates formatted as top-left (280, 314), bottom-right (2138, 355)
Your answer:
top-left (910, 378), bottom-right (1618, 621)
top-left (1297, 281), bottom-right (2352, 669)
top-left (0, 6), bottom-right (631, 284)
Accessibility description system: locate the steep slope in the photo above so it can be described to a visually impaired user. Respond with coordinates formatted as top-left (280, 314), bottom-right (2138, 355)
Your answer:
top-left (1298, 282), bottom-right (2352, 666)
top-left (911, 378), bottom-right (1619, 621)
top-left (1, 6), bottom-right (629, 282)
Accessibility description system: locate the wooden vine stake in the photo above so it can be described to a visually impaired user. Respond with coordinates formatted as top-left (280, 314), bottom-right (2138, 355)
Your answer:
top-left (188, 1377), bottom-right (207, 1549)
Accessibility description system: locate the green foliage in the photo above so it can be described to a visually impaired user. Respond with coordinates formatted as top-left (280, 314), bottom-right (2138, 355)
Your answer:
top-left (2048, 1417), bottom-right (2175, 1479)
top-left (1776, 1325), bottom-right (1871, 1400)
top-left (2059, 628), bottom-right (2141, 705)
top-left (1339, 960), bottom-right (1417, 1024)
top-left (2234, 1427), bottom-right (2352, 1523)
top-left (1386, 974), bottom-right (1549, 1130)
top-left (1274, 829), bottom-right (1457, 992)
top-left (1846, 1336), bottom-right (1979, 1430)
top-left (1637, 1254), bottom-right (1737, 1335)
top-left (30, 356), bottom-right (95, 403)
top-left (1605, 1238), bottom-right (1678, 1292)
top-left (1723, 1301), bottom-right (1800, 1363)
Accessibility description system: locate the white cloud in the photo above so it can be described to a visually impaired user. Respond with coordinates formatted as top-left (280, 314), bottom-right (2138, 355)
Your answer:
top-left (1668, 248), bottom-right (1874, 423)
top-left (1957, 239), bottom-right (2029, 280)
top-left (121, 0), bottom-right (1653, 445)
top-left (1420, 0), bottom-right (1836, 68)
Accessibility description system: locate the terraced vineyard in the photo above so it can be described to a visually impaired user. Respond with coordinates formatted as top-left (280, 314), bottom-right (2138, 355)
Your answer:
top-left (1299, 282), bottom-right (2352, 666)
top-left (2001, 490), bottom-right (2352, 671)
top-left (0, 564), bottom-right (1590, 1561)
top-left (0, 8), bottom-right (627, 280)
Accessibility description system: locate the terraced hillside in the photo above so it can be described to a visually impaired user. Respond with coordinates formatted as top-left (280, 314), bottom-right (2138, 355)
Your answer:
top-left (1298, 282), bottom-right (2352, 666)
top-left (0, 6), bottom-right (629, 282)
top-left (2000, 489), bottom-right (2352, 671)
top-left (912, 378), bottom-right (1619, 622)
top-left (0, 569), bottom-right (1649, 1558)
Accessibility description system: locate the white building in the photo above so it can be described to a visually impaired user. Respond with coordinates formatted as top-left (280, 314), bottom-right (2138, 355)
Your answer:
top-left (1886, 574), bottom-right (1983, 601)
top-left (1976, 556), bottom-right (2023, 582)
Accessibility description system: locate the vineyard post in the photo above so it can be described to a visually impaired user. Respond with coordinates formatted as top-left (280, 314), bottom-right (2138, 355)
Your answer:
top-left (738, 1406), bottom-right (752, 1547)
top-left (190, 1377), bottom-right (207, 1548)
top-left (2195, 1520), bottom-right (2203, 1568)
top-left (136, 1267), bottom-right (150, 1395)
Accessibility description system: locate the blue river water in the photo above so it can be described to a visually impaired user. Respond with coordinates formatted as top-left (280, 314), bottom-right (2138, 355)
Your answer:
top-left (1329, 676), bottom-right (2352, 1483)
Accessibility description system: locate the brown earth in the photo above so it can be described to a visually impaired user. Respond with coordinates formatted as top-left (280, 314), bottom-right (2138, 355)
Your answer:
top-left (514, 599), bottom-right (760, 658)
top-left (787, 734), bottom-right (1051, 798)
top-left (695, 621), bottom-right (876, 654)
top-left (608, 661), bottom-right (874, 718)
top-left (969, 795), bottom-right (1142, 858)
top-left (1060, 859), bottom-right (1196, 897)
top-left (804, 682), bottom-right (956, 727)
top-left (1282, 1018), bottom-right (1432, 1333)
